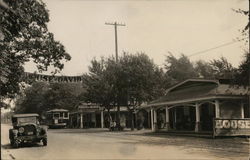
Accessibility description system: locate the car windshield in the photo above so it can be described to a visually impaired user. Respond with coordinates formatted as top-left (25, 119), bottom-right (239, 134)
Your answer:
top-left (17, 117), bottom-right (37, 125)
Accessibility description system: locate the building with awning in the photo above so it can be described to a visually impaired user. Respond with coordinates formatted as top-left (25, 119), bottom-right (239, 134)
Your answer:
top-left (69, 102), bottom-right (132, 129)
top-left (139, 79), bottom-right (250, 136)
top-left (69, 102), bottom-right (102, 128)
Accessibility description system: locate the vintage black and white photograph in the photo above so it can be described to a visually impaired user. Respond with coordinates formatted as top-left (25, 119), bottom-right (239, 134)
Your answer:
top-left (0, 0), bottom-right (249, 159)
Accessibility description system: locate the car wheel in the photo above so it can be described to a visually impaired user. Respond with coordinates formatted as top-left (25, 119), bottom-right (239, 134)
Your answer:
top-left (42, 138), bottom-right (47, 146)
top-left (13, 141), bottom-right (19, 148)
top-left (10, 140), bottom-right (14, 146)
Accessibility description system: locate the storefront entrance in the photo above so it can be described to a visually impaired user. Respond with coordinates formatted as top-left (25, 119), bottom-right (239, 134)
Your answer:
top-left (169, 106), bottom-right (196, 131)
top-left (200, 103), bottom-right (215, 131)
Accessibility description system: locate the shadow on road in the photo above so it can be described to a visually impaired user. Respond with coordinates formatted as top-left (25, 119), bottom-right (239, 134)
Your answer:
top-left (1, 143), bottom-right (44, 150)
top-left (1, 144), bottom-right (12, 149)
top-left (126, 132), bottom-right (250, 159)
top-left (48, 128), bottom-right (134, 134)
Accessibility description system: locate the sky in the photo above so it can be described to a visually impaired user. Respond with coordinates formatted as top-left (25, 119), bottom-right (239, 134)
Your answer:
top-left (24, 0), bottom-right (249, 76)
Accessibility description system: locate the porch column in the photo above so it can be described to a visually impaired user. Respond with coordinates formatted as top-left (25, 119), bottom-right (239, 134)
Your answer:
top-left (165, 106), bottom-right (170, 131)
top-left (92, 113), bottom-right (96, 128)
top-left (215, 100), bottom-right (220, 118)
top-left (80, 113), bottom-right (83, 129)
top-left (173, 108), bottom-right (177, 129)
top-left (153, 109), bottom-right (157, 131)
top-left (241, 101), bottom-right (244, 118)
top-left (195, 103), bottom-right (200, 132)
top-left (70, 115), bottom-right (73, 128)
top-left (101, 111), bottom-right (104, 128)
top-left (151, 108), bottom-right (154, 131)
top-left (148, 111), bottom-right (151, 128)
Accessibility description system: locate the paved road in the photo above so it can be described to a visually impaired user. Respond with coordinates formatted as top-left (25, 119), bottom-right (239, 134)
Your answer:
top-left (1, 124), bottom-right (250, 160)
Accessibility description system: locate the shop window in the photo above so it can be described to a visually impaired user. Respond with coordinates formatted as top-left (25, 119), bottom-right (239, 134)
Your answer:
top-left (208, 103), bottom-right (215, 116)
top-left (64, 112), bottom-right (68, 118)
top-left (244, 103), bottom-right (249, 118)
top-left (53, 113), bottom-right (59, 119)
top-left (59, 112), bottom-right (63, 118)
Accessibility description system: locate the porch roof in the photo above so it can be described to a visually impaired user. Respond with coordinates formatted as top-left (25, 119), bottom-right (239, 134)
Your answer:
top-left (47, 109), bottom-right (69, 113)
top-left (144, 79), bottom-right (249, 108)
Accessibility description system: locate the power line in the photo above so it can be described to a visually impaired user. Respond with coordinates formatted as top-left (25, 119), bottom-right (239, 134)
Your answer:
top-left (187, 38), bottom-right (246, 57)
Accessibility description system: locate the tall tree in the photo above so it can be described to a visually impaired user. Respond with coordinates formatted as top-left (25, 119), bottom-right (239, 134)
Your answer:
top-left (233, 7), bottom-right (250, 117)
top-left (0, 0), bottom-right (71, 103)
top-left (81, 57), bottom-right (117, 128)
top-left (15, 82), bottom-right (50, 114)
top-left (194, 60), bottom-right (214, 79)
top-left (235, 51), bottom-right (250, 86)
top-left (82, 58), bottom-right (116, 110)
top-left (118, 53), bottom-right (167, 130)
top-left (233, 8), bottom-right (249, 44)
top-left (15, 82), bottom-right (84, 115)
top-left (233, 8), bottom-right (249, 85)
top-left (164, 53), bottom-right (198, 84)
top-left (165, 54), bottom-right (236, 81)
top-left (118, 53), bottom-right (167, 106)
top-left (82, 53), bottom-right (167, 130)
top-left (209, 57), bottom-right (236, 80)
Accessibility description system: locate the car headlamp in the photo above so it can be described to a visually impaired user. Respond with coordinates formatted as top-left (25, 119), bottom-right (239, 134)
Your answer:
top-left (13, 129), bottom-right (18, 135)
top-left (18, 127), bottom-right (24, 133)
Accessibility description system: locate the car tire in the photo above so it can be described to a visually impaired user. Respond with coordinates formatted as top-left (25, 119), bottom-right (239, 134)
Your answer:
top-left (10, 140), bottom-right (14, 146)
top-left (42, 138), bottom-right (47, 146)
top-left (13, 141), bottom-right (19, 148)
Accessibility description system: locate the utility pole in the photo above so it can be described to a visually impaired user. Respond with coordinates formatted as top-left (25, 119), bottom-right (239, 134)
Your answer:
top-left (105, 22), bottom-right (126, 62)
top-left (248, 7), bottom-right (250, 119)
top-left (105, 22), bottom-right (125, 130)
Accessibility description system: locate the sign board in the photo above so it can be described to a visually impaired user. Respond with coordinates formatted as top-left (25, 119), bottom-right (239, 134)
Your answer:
top-left (214, 118), bottom-right (250, 137)
top-left (23, 72), bottom-right (83, 83)
top-left (79, 108), bottom-right (100, 113)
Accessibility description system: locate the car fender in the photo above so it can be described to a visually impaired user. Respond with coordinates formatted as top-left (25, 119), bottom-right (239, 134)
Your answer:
top-left (9, 129), bottom-right (17, 140)
top-left (40, 125), bottom-right (48, 132)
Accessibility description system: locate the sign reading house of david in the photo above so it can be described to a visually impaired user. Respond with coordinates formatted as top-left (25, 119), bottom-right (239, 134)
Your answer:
top-left (23, 72), bottom-right (83, 83)
top-left (214, 118), bottom-right (250, 136)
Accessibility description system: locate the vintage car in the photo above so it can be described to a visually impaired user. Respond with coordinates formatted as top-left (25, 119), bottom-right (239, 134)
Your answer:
top-left (9, 113), bottom-right (47, 148)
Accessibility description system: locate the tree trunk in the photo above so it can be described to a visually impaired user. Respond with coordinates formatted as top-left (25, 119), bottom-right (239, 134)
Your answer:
top-left (248, 96), bottom-right (250, 118)
top-left (248, 64), bottom-right (250, 118)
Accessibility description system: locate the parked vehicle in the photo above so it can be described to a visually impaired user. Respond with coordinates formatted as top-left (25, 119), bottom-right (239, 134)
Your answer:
top-left (9, 114), bottom-right (47, 148)
top-left (46, 109), bottom-right (69, 128)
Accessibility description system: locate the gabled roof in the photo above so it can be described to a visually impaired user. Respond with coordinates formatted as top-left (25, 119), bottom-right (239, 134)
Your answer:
top-left (165, 79), bottom-right (219, 94)
top-left (12, 114), bottom-right (39, 118)
top-left (147, 79), bottom-right (249, 107)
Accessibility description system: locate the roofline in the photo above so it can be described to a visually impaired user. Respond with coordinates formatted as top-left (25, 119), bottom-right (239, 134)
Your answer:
top-left (165, 79), bottom-right (219, 94)
top-left (142, 95), bottom-right (246, 108)
top-left (47, 109), bottom-right (69, 112)
top-left (12, 113), bottom-right (39, 118)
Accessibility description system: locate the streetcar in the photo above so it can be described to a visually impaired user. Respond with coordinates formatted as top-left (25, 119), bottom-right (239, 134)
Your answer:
top-left (46, 109), bottom-right (69, 128)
